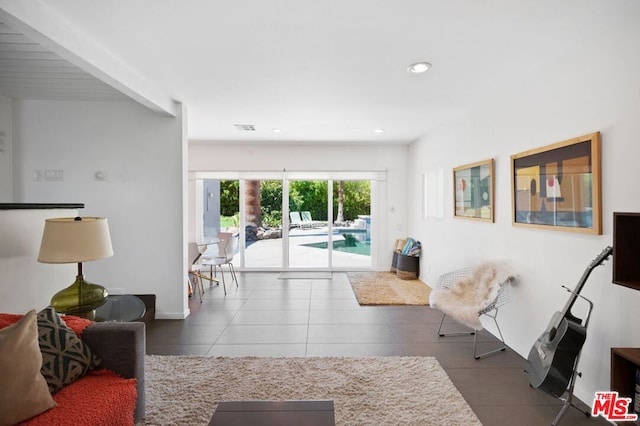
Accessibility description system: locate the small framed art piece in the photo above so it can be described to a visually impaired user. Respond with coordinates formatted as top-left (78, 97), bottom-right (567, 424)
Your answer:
top-left (511, 131), bottom-right (602, 234)
top-left (453, 159), bottom-right (494, 222)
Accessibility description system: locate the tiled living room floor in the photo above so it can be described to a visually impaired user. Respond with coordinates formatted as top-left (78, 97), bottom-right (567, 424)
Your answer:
top-left (146, 272), bottom-right (608, 426)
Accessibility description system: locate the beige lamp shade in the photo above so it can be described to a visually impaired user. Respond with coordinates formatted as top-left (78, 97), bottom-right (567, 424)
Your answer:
top-left (38, 217), bottom-right (114, 264)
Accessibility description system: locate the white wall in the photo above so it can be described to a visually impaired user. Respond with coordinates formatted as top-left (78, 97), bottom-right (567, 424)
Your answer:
top-left (0, 96), bottom-right (12, 201)
top-left (189, 143), bottom-right (409, 270)
top-left (10, 99), bottom-right (188, 319)
top-left (0, 208), bottom-right (78, 313)
top-left (408, 10), bottom-right (640, 404)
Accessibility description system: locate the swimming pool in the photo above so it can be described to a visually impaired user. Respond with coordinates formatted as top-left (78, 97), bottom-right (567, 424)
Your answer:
top-left (303, 239), bottom-right (371, 256)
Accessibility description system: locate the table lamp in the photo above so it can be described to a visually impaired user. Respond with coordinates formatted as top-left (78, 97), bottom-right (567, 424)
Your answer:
top-left (38, 217), bottom-right (114, 319)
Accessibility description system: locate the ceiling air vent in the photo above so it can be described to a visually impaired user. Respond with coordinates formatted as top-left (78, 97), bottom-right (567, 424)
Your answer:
top-left (234, 124), bottom-right (256, 131)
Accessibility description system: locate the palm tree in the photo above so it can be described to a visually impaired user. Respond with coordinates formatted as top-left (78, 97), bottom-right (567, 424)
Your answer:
top-left (336, 180), bottom-right (345, 223)
top-left (245, 180), bottom-right (261, 240)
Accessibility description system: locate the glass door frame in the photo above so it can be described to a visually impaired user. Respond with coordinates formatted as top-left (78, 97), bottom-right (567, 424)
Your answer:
top-left (282, 178), bottom-right (335, 271)
top-left (191, 170), bottom-right (381, 272)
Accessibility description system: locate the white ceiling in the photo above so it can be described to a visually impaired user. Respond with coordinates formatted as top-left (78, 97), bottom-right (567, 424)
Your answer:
top-left (0, 20), bottom-right (128, 101)
top-left (0, 0), bottom-right (632, 144)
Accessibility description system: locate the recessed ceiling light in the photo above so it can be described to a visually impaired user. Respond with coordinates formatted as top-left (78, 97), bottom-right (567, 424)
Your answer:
top-left (272, 128), bottom-right (282, 133)
top-left (407, 62), bottom-right (432, 74)
top-left (374, 129), bottom-right (385, 133)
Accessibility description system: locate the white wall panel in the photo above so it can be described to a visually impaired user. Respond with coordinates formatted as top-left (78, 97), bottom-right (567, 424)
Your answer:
top-left (407, 14), bottom-right (640, 404)
top-left (9, 99), bottom-right (187, 319)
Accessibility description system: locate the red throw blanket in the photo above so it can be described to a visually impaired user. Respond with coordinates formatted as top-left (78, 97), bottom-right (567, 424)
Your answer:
top-left (0, 313), bottom-right (92, 336)
top-left (0, 313), bottom-right (137, 426)
top-left (22, 370), bottom-right (137, 426)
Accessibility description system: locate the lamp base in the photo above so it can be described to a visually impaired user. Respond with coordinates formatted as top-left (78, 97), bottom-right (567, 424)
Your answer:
top-left (50, 275), bottom-right (108, 319)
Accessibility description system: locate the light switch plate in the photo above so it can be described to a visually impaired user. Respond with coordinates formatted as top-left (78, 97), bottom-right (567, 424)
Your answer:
top-left (44, 169), bottom-right (63, 181)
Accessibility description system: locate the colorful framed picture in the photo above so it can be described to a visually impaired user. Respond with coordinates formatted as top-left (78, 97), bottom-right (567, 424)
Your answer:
top-left (453, 159), bottom-right (494, 222)
top-left (511, 131), bottom-right (602, 234)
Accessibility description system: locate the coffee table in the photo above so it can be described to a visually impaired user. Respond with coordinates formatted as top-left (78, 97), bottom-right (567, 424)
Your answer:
top-left (209, 400), bottom-right (335, 425)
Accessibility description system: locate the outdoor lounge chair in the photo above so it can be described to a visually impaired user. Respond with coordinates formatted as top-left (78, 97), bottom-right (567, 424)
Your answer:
top-left (301, 211), bottom-right (324, 228)
top-left (289, 211), bottom-right (306, 229)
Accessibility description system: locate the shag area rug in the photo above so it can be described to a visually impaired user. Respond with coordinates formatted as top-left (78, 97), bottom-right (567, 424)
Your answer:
top-left (348, 271), bottom-right (431, 305)
top-left (141, 356), bottom-right (481, 426)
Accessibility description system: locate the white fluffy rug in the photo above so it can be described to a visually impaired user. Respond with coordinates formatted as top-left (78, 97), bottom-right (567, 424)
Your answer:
top-left (140, 356), bottom-right (481, 426)
top-left (429, 262), bottom-right (513, 329)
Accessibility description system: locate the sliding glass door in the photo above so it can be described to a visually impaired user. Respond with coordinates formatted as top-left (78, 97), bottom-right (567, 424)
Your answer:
top-left (201, 179), bottom-right (239, 240)
top-left (243, 179), bottom-right (283, 268)
top-left (193, 172), bottom-right (376, 270)
top-left (287, 179), bottom-right (330, 268)
top-left (331, 180), bottom-right (371, 268)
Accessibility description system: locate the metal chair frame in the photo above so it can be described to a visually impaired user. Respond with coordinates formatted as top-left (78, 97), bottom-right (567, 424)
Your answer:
top-left (188, 234), bottom-right (239, 299)
top-left (187, 242), bottom-right (205, 303)
top-left (435, 267), bottom-right (512, 359)
top-left (199, 234), bottom-right (239, 295)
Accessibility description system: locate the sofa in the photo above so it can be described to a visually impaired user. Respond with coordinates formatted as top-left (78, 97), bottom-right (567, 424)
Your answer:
top-left (0, 310), bottom-right (145, 425)
top-left (80, 321), bottom-right (146, 422)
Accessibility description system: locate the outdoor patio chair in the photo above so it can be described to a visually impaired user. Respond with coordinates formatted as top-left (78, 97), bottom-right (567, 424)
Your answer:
top-left (301, 211), bottom-right (324, 228)
top-left (289, 211), bottom-right (305, 229)
top-left (430, 262), bottom-right (514, 359)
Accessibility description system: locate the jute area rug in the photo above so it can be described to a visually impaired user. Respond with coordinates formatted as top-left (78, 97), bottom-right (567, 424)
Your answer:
top-left (141, 356), bottom-right (481, 426)
top-left (348, 271), bottom-right (431, 305)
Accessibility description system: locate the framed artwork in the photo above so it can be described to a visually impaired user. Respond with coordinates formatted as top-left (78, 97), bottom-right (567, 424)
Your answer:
top-left (511, 131), bottom-right (602, 234)
top-left (453, 159), bottom-right (494, 222)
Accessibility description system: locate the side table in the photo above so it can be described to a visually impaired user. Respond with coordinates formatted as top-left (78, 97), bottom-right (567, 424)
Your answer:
top-left (94, 294), bottom-right (146, 322)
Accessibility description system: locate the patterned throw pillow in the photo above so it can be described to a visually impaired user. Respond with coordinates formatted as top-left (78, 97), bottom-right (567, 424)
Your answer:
top-left (37, 307), bottom-right (101, 394)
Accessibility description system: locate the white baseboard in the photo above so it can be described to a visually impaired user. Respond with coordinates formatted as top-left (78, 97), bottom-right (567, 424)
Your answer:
top-left (155, 309), bottom-right (190, 320)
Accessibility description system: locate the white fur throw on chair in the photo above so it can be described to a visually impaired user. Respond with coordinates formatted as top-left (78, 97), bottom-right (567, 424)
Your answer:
top-left (429, 261), bottom-right (513, 330)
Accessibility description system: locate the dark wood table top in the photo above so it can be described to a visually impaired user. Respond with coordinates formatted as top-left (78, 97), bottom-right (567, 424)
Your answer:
top-left (210, 400), bottom-right (335, 426)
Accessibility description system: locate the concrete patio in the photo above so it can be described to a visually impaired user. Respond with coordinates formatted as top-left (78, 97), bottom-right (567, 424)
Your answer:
top-left (243, 226), bottom-right (372, 269)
